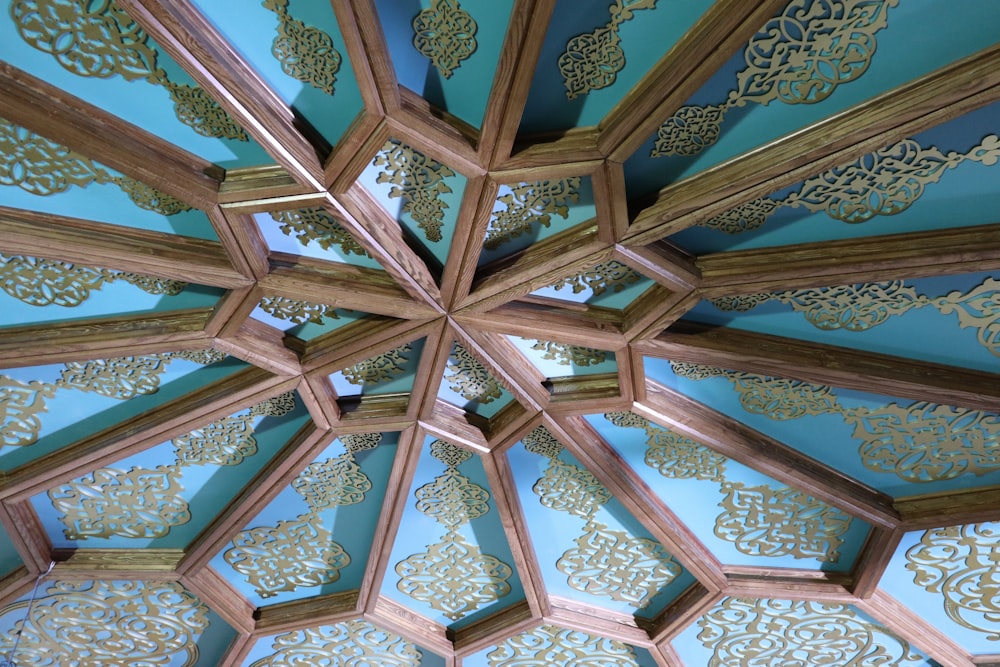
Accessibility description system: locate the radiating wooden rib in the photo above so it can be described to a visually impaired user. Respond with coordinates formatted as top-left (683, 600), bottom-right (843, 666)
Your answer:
top-left (550, 415), bottom-right (728, 591)
top-left (215, 318), bottom-right (302, 376)
top-left (1, 368), bottom-right (300, 503)
top-left (389, 88), bottom-right (483, 177)
top-left (453, 601), bottom-right (539, 658)
top-left (368, 596), bottom-right (453, 657)
top-left (600, 0), bottom-right (788, 160)
top-left (698, 224), bottom-right (1000, 297)
top-left (453, 327), bottom-right (548, 411)
top-left (51, 549), bottom-right (183, 580)
top-left (477, 0), bottom-right (556, 166)
top-left (0, 62), bottom-right (220, 209)
top-left (331, 0), bottom-right (397, 114)
top-left (118, 0), bottom-right (328, 190)
top-left (723, 570), bottom-right (856, 602)
top-left (206, 206), bottom-right (270, 280)
top-left (406, 319), bottom-right (450, 421)
top-left (850, 526), bottom-right (904, 600)
top-left (216, 633), bottom-right (255, 667)
top-left (648, 584), bottom-right (724, 644)
top-left (456, 299), bottom-right (626, 350)
top-left (218, 165), bottom-right (313, 206)
top-left (0, 501), bottom-right (51, 574)
top-left (297, 373), bottom-right (339, 430)
top-left (614, 242), bottom-right (701, 293)
top-left (0, 310), bottom-right (213, 369)
top-left (896, 486), bottom-right (1000, 530)
top-left (636, 381), bottom-right (899, 529)
top-left (601, 161), bottom-right (631, 242)
top-left (329, 120), bottom-right (392, 195)
top-left (545, 373), bottom-right (629, 416)
top-left (440, 175), bottom-right (492, 310)
top-left (627, 43), bottom-right (1000, 244)
top-left (500, 129), bottom-right (604, 172)
top-left (253, 591), bottom-right (360, 637)
top-left (856, 589), bottom-right (976, 667)
top-left (644, 321), bottom-right (1000, 413)
top-left (545, 595), bottom-right (652, 647)
top-left (183, 566), bottom-right (256, 635)
top-left (420, 402), bottom-right (490, 454)
top-left (0, 206), bottom-right (252, 288)
top-left (629, 292), bottom-right (703, 342)
top-left (205, 286), bottom-right (260, 339)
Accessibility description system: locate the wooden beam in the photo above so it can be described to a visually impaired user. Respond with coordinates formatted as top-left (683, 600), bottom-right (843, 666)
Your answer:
top-left (452, 600), bottom-right (538, 658)
top-left (643, 321), bottom-right (1000, 413)
top-left (253, 591), bottom-right (360, 637)
top-left (183, 566), bottom-right (256, 635)
top-left (440, 176), bottom-right (492, 311)
top-left (648, 583), bottom-right (724, 644)
top-left (0, 501), bottom-right (51, 574)
top-left (218, 165), bottom-right (314, 206)
top-left (456, 299), bottom-right (626, 351)
top-left (215, 318), bottom-right (303, 376)
top-left (896, 486), bottom-right (1000, 530)
top-left (388, 88), bottom-right (483, 177)
top-left (330, 0), bottom-right (397, 114)
top-left (206, 206), bottom-right (270, 280)
top-left (368, 596), bottom-right (453, 658)
top-left (723, 570), bottom-right (855, 602)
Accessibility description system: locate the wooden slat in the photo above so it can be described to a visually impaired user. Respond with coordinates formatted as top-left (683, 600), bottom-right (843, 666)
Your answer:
top-left (500, 129), bottom-right (604, 172)
top-left (254, 591), bottom-right (360, 636)
top-left (456, 299), bottom-right (626, 351)
top-left (51, 549), bottom-right (183, 580)
top-left (454, 328), bottom-right (548, 411)
top-left (183, 567), bottom-right (256, 635)
top-left (723, 571), bottom-right (856, 602)
top-left (545, 595), bottom-right (652, 647)
top-left (452, 600), bottom-right (538, 657)
top-left (896, 486), bottom-right (1000, 530)
top-left (850, 526), bottom-right (904, 599)
top-left (368, 596), bottom-right (453, 657)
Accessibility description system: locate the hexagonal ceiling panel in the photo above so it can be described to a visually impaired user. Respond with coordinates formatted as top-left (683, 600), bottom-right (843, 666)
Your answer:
top-left (2, 0), bottom-right (1000, 665)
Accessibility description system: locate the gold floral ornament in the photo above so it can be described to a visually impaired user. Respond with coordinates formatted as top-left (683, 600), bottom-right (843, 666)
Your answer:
top-left (412, 0), bottom-right (478, 79)
top-left (341, 343), bottom-right (413, 386)
top-left (250, 621), bottom-right (422, 667)
top-left (259, 295), bottom-right (340, 325)
top-left (524, 426), bottom-right (681, 608)
top-left (551, 261), bottom-right (642, 297)
top-left (225, 432), bottom-right (380, 597)
top-left (485, 178), bottom-right (580, 250)
top-left (0, 580), bottom-right (209, 667)
top-left (263, 0), bottom-right (341, 95)
top-left (701, 135), bottom-right (1000, 233)
top-left (558, 0), bottom-right (656, 99)
top-left (905, 522), bottom-right (1000, 639)
top-left (605, 411), bottom-right (727, 481)
top-left (530, 340), bottom-right (608, 368)
top-left (0, 118), bottom-right (192, 215)
top-left (652, 0), bottom-right (898, 157)
top-left (487, 624), bottom-right (640, 667)
top-left (49, 394), bottom-right (295, 540)
top-left (698, 597), bottom-right (926, 666)
top-left (373, 140), bottom-right (456, 243)
top-left (269, 208), bottom-right (370, 256)
top-left (396, 440), bottom-right (512, 620)
top-left (444, 343), bottom-right (503, 404)
top-left (11, 0), bottom-right (248, 140)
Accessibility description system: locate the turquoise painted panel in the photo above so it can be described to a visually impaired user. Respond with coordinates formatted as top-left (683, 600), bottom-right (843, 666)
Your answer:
top-left (624, 0), bottom-right (1000, 198)
top-left (506, 438), bottom-right (695, 619)
top-left (375, 0), bottom-right (515, 129)
top-left (213, 432), bottom-right (397, 607)
top-left (509, 336), bottom-right (617, 378)
top-left (0, 523), bottom-right (21, 577)
top-left (463, 625), bottom-right (660, 667)
top-left (329, 337), bottom-right (425, 398)
top-left (584, 412), bottom-right (871, 571)
top-left (643, 357), bottom-right (1000, 497)
top-left (436, 343), bottom-right (514, 418)
top-left (253, 210), bottom-right (385, 270)
top-left (252, 301), bottom-right (365, 341)
top-left (380, 435), bottom-right (525, 629)
top-left (0, 7), bottom-right (270, 168)
top-left (190, 0), bottom-right (365, 149)
top-left (685, 271), bottom-right (1000, 373)
top-left (520, 0), bottom-right (716, 134)
top-left (530, 268), bottom-right (653, 310)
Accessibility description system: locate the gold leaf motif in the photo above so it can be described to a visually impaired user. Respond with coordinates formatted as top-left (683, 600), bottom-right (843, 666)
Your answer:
top-left (269, 208), bottom-right (369, 256)
top-left (250, 391), bottom-right (297, 417)
top-left (551, 260), bottom-right (642, 297)
top-left (487, 624), bottom-right (640, 667)
top-left (905, 522), bottom-right (1000, 639)
top-left (164, 82), bottom-right (248, 140)
top-left (608, 412), bottom-right (727, 481)
top-left (341, 343), bottom-right (412, 386)
top-left (259, 295), bottom-right (339, 325)
top-left (416, 468), bottom-right (491, 527)
top-left (172, 413), bottom-right (258, 467)
top-left (293, 454), bottom-right (372, 509)
top-left (444, 344), bottom-right (503, 404)
top-left (700, 197), bottom-right (782, 234)
top-left (715, 482), bottom-right (851, 561)
top-left (412, 0), bottom-right (477, 79)
top-left (341, 431), bottom-right (382, 454)
top-left (0, 376), bottom-right (56, 447)
top-left (709, 293), bottom-right (772, 312)
top-left (251, 622), bottom-right (422, 667)
top-left (57, 355), bottom-right (167, 399)
top-left (485, 178), bottom-right (580, 250)
top-left (698, 597), bottom-right (926, 666)
top-left (0, 580), bottom-right (210, 667)
top-left (652, 0), bottom-right (897, 157)
top-left (557, 0), bottom-right (657, 99)
top-left (533, 457), bottom-right (611, 519)
top-left (373, 139), bottom-right (456, 243)
top-left (530, 340), bottom-right (608, 367)
top-left (263, 0), bottom-right (341, 95)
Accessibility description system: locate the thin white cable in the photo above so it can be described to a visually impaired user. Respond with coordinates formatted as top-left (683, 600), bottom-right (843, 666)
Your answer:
top-left (1, 560), bottom-right (55, 667)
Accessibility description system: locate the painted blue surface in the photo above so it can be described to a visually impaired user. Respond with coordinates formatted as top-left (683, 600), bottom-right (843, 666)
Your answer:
top-left (254, 211), bottom-right (385, 270)
top-left (329, 337), bottom-right (425, 398)
top-left (380, 435), bottom-right (525, 629)
top-left (531, 271), bottom-right (653, 309)
top-left (506, 439), bottom-right (695, 619)
top-left (462, 629), bottom-right (661, 667)
top-left (510, 336), bottom-right (617, 378)
top-left (240, 623), bottom-right (448, 667)
top-left (436, 343), bottom-right (514, 418)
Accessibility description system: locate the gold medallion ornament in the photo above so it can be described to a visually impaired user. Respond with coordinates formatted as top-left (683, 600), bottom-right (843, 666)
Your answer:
top-left (652, 0), bottom-right (898, 157)
top-left (530, 340), bottom-right (608, 367)
top-left (905, 522), bottom-right (1000, 639)
top-left (444, 343), bottom-right (503, 404)
top-left (701, 135), bottom-right (1000, 233)
top-left (558, 0), bottom-right (657, 99)
top-left (485, 178), bottom-right (581, 250)
top-left (10, 0), bottom-right (248, 141)
top-left (263, 0), bottom-right (342, 95)
top-left (259, 295), bottom-right (340, 325)
top-left (605, 411), bottom-right (727, 481)
top-left (395, 440), bottom-right (512, 620)
top-left (373, 139), bottom-right (456, 243)
top-left (698, 597), bottom-right (926, 666)
top-left (341, 343), bottom-right (413, 386)
top-left (269, 208), bottom-right (370, 256)
top-left (0, 580), bottom-right (210, 667)
top-left (251, 621), bottom-right (422, 667)
top-left (0, 118), bottom-right (192, 215)
top-left (487, 624), bottom-right (640, 667)
top-left (552, 261), bottom-right (642, 297)
top-left (412, 0), bottom-right (478, 79)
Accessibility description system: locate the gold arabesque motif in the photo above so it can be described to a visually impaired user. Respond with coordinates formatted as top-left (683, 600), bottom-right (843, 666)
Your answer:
top-left (251, 622), bottom-right (422, 667)
top-left (558, 0), bottom-right (656, 99)
top-left (552, 260), bottom-right (642, 297)
top-left (606, 411), bottom-right (727, 481)
top-left (412, 0), bottom-right (478, 79)
top-left (269, 208), bottom-right (370, 256)
top-left (487, 624), bottom-right (640, 667)
top-left (444, 343), bottom-right (503, 404)
top-left (530, 340), bottom-right (608, 368)
top-left (341, 343), bottom-right (412, 386)
top-left (373, 139), bottom-right (456, 243)
top-left (263, 0), bottom-right (341, 95)
top-left (485, 178), bottom-right (580, 250)
top-left (652, 0), bottom-right (898, 157)
top-left (259, 295), bottom-right (340, 325)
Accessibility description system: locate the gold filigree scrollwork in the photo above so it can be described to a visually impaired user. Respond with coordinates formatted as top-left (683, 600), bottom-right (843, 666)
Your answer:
top-left (485, 178), bottom-right (581, 250)
top-left (259, 295), bottom-right (339, 325)
top-left (606, 411), bottom-right (727, 481)
top-left (530, 340), bottom-right (608, 367)
top-left (373, 139), bottom-right (456, 243)
top-left (444, 343), bottom-right (503, 404)
top-left (269, 208), bottom-right (369, 256)
top-left (652, 0), bottom-right (897, 157)
top-left (412, 0), bottom-right (477, 79)
top-left (698, 597), bottom-right (926, 666)
top-left (10, 0), bottom-right (248, 141)
top-left (293, 455), bottom-right (372, 509)
top-left (552, 261), bottom-right (642, 297)
top-left (57, 355), bottom-right (168, 399)
top-left (715, 482), bottom-right (850, 561)
top-left (341, 343), bottom-right (413, 386)
top-left (0, 580), bottom-right (209, 667)
top-left (487, 624), bottom-right (640, 667)
top-left (905, 522), bottom-right (1000, 639)
top-left (263, 0), bottom-right (341, 95)
top-left (557, 0), bottom-right (656, 99)
top-left (251, 622), bottom-right (423, 667)
top-left (0, 376), bottom-right (57, 447)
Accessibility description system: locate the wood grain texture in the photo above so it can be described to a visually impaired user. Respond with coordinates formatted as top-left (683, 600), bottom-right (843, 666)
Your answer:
top-left (368, 595), bottom-right (453, 656)
top-left (545, 594), bottom-right (652, 647)
top-left (850, 526), bottom-right (904, 600)
top-left (253, 590), bottom-right (360, 637)
top-left (52, 549), bottom-right (184, 580)
top-left (182, 566), bottom-right (256, 635)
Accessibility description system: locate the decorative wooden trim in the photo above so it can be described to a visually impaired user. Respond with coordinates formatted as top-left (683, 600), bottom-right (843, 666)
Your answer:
top-left (0, 501), bottom-right (52, 574)
top-left (331, 0), bottom-right (397, 114)
top-left (183, 565), bottom-right (256, 635)
top-left (253, 590), bottom-right (361, 637)
top-left (545, 594), bottom-right (652, 648)
top-left (51, 548), bottom-right (184, 580)
top-left (297, 373), bottom-right (339, 430)
top-left (723, 567), bottom-right (855, 602)
top-left (545, 373), bottom-right (629, 415)
top-left (895, 486), bottom-right (1000, 530)
top-left (647, 583), bottom-right (724, 644)
top-left (850, 526), bottom-right (904, 600)
top-left (420, 402), bottom-right (490, 454)
top-left (406, 319), bottom-right (450, 421)
top-left (367, 595), bottom-right (453, 657)
top-left (206, 206), bottom-right (270, 281)
top-left (456, 299), bottom-right (625, 351)
top-left (0, 567), bottom-right (33, 609)
top-left (216, 633), bottom-right (256, 667)
top-left (628, 291), bottom-right (702, 342)
top-left (653, 642), bottom-right (687, 667)
top-left (500, 128), bottom-right (604, 172)
top-left (206, 287), bottom-right (261, 339)
top-left (215, 318), bottom-right (303, 377)
top-left (452, 600), bottom-right (538, 657)
top-left (218, 165), bottom-right (313, 206)
top-left (643, 321), bottom-right (1000, 413)
top-left (388, 88), bottom-right (483, 177)
top-left (614, 242), bottom-right (701, 293)
top-left (440, 175), bottom-right (491, 310)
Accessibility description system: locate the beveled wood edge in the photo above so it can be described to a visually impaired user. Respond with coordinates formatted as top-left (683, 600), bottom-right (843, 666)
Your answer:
top-left (440, 175), bottom-right (492, 311)
top-left (455, 299), bottom-right (626, 351)
top-left (367, 594), bottom-right (453, 657)
top-left (722, 569), bottom-right (855, 602)
top-left (215, 318), bottom-right (303, 376)
top-left (407, 319), bottom-right (451, 421)
top-left (895, 486), bottom-right (1000, 530)
top-left (452, 600), bottom-right (540, 657)
top-left (217, 633), bottom-right (256, 667)
top-left (182, 565), bottom-right (256, 635)
top-left (252, 590), bottom-right (361, 637)
top-left (389, 88), bottom-right (483, 177)
top-left (331, 0), bottom-right (398, 114)
top-left (420, 402), bottom-right (490, 454)
top-left (207, 206), bottom-right (270, 280)
top-left (0, 500), bottom-right (52, 573)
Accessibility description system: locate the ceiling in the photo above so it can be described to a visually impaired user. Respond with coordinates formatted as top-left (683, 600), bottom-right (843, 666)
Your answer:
top-left (1, 0), bottom-right (999, 665)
